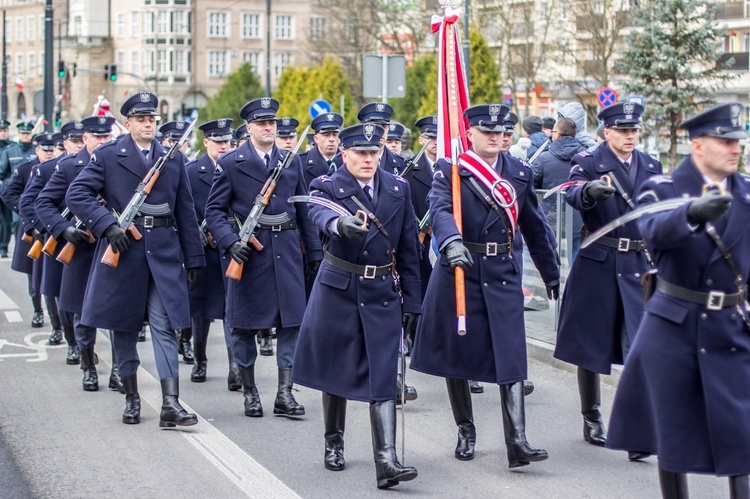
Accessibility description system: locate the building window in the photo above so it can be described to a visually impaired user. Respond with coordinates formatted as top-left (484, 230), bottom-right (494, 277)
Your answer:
top-left (5, 19), bottom-right (11, 42)
top-left (116, 12), bottom-right (126, 37)
top-left (39, 15), bottom-right (44, 40)
top-left (310, 16), bottom-right (325, 41)
top-left (27, 16), bottom-right (35, 41)
top-left (16, 53), bottom-right (23, 76)
top-left (73, 16), bottom-right (82, 36)
top-left (174, 50), bottom-right (184, 73)
top-left (274, 52), bottom-right (292, 78)
top-left (147, 51), bottom-right (154, 73)
top-left (173, 11), bottom-right (185, 34)
top-left (27, 53), bottom-right (34, 76)
top-left (208, 50), bottom-right (227, 77)
top-left (208, 11), bottom-right (229, 38)
top-left (242, 51), bottom-right (261, 75)
top-left (275, 15), bottom-right (293, 40)
top-left (131, 51), bottom-right (139, 74)
top-left (157, 49), bottom-right (168, 73)
top-left (38, 51), bottom-right (44, 76)
top-left (241, 13), bottom-right (261, 39)
top-left (131, 12), bottom-right (140, 36)
top-left (117, 51), bottom-right (125, 68)
top-left (16, 18), bottom-right (23, 42)
top-left (157, 11), bottom-right (168, 34)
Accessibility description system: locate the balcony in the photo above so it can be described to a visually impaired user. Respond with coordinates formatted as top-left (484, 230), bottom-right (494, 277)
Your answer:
top-left (718, 52), bottom-right (749, 70)
top-left (714, 2), bottom-right (744, 19)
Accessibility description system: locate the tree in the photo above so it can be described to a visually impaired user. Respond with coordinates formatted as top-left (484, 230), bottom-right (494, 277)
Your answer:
top-left (617, 0), bottom-right (737, 168)
top-left (469, 26), bottom-right (500, 104)
top-left (391, 54), bottom-right (438, 133)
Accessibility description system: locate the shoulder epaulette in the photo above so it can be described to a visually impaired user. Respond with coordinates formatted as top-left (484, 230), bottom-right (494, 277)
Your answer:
top-left (649, 175), bottom-right (672, 184)
top-left (316, 175), bottom-right (332, 182)
top-left (395, 175), bottom-right (406, 183)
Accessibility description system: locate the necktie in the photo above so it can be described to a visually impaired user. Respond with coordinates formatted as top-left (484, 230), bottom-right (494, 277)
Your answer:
top-left (364, 185), bottom-right (373, 202)
top-left (622, 161), bottom-right (630, 171)
top-left (327, 160), bottom-right (336, 175)
top-left (142, 149), bottom-right (149, 158)
top-left (263, 153), bottom-right (270, 167)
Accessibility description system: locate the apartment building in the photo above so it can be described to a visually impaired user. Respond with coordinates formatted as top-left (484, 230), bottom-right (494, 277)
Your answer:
top-left (716, 0), bottom-right (750, 110)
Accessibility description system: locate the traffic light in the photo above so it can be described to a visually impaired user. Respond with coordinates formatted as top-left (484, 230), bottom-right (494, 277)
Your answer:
top-left (57, 60), bottom-right (65, 78)
top-left (108, 64), bottom-right (117, 82)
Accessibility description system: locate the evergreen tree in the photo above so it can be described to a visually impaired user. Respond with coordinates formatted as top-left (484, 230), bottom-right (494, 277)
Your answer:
top-left (469, 26), bottom-right (500, 104)
top-left (617, 0), bottom-right (737, 168)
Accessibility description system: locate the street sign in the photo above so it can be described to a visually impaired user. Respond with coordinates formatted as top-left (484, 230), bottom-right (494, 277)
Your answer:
top-left (627, 95), bottom-right (644, 106)
top-left (309, 99), bottom-right (332, 119)
top-left (362, 55), bottom-right (407, 102)
top-left (597, 87), bottom-right (618, 108)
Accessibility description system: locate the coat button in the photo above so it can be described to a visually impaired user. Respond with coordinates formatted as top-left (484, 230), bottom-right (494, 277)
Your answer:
top-left (147, 229), bottom-right (151, 233)
top-left (501, 256), bottom-right (506, 261)
top-left (617, 273), bottom-right (622, 278)
top-left (502, 281), bottom-right (507, 286)
top-left (700, 313), bottom-right (707, 320)
top-left (483, 283), bottom-right (488, 287)
top-left (731, 314), bottom-right (737, 320)
top-left (502, 229), bottom-right (506, 234)
top-left (635, 273), bottom-right (640, 278)
top-left (277, 255), bottom-right (281, 259)
top-left (706, 278), bottom-right (713, 285)
top-left (484, 230), bottom-right (488, 235)
top-left (700, 348), bottom-right (706, 354)
top-left (383, 301), bottom-right (388, 306)
top-left (360, 303), bottom-right (365, 308)
top-left (274, 234), bottom-right (278, 238)
top-left (483, 256), bottom-right (487, 261)
top-left (730, 347), bottom-right (737, 353)
top-left (359, 276), bottom-right (364, 281)
top-left (363, 250), bottom-right (368, 256)
top-left (147, 250), bottom-right (151, 255)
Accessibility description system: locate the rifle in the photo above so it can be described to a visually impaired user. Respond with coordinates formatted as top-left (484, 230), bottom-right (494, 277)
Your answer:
top-left (225, 125), bottom-right (310, 282)
top-left (58, 196), bottom-right (104, 266)
top-left (26, 230), bottom-right (44, 260)
top-left (42, 207), bottom-right (72, 257)
top-left (398, 138), bottom-right (432, 179)
top-left (417, 211), bottom-right (431, 243)
top-left (101, 119), bottom-right (197, 268)
top-left (200, 219), bottom-right (215, 249)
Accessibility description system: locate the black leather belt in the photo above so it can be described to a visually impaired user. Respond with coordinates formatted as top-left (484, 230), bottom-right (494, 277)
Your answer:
top-left (324, 251), bottom-right (392, 279)
top-left (594, 236), bottom-right (644, 252)
top-left (258, 220), bottom-right (296, 231)
top-left (133, 216), bottom-right (172, 228)
top-left (656, 278), bottom-right (747, 311)
top-left (464, 241), bottom-right (511, 256)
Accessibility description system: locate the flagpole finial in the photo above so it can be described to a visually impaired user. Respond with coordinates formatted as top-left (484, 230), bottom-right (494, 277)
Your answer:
top-left (439, 0), bottom-right (462, 11)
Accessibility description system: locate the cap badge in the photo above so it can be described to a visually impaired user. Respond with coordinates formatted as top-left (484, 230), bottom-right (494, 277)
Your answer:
top-left (140, 92), bottom-right (150, 103)
top-left (260, 98), bottom-right (271, 109)
top-left (74, 122), bottom-right (83, 129)
top-left (623, 103), bottom-right (635, 115)
top-left (364, 124), bottom-right (375, 141)
top-left (489, 105), bottom-right (500, 122)
top-left (217, 119), bottom-right (227, 128)
top-left (282, 118), bottom-right (291, 126)
top-left (504, 112), bottom-right (511, 121)
top-left (98, 117), bottom-right (107, 125)
top-left (389, 124), bottom-right (396, 131)
top-left (376, 103), bottom-right (385, 112)
top-left (326, 113), bottom-right (335, 122)
top-left (176, 122), bottom-right (185, 129)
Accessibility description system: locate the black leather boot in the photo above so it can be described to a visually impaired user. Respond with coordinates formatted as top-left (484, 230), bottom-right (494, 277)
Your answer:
top-left (80, 347), bottom-right (99, 392)
top-left (274, 367), bottom-right (305, 416)
top-left (658, 464), bottom-right (689, 499)
top-left (48, 314), bottom-right (63, 345)
top-left (578, 367), bottom-right (606, 446)
top-left (322, 392), bottom-right (347, 471)
top-left (138, 324), bottom-right (147, 342)
top-left (730, 475), bottom-right (749, 499)
top-left (446, 378), bottom-right (476, 461)
top-left (395, 373), bottom-right (417, 405)
top-left (63, 326), bottom-right (79, 364)
top-left (370, 400), bottom-right (418, 489)
top-left (121, 374), bottom-right (141, 424)
top-left (108, 344), bottom-right (123, 392)
top-left (191, 342), bottom-right (207, 382)
top-left (159, 378), bottom-right (198, 428)
top-left (524, 380), bottom-right (535, 396)
top-left (240, 366), bottom-right (263, 417)
top-left (469, 380), bottom-right (484, 393)
top-left (227, 347), bottom-right (242, 391)
top-left (259, 329), bottom-right (273, 356)
top-left (500, 381), bottom-right (548, 468)
top-left (179, 328), bottom-right (195, 364)
top-left (31, 293), bottom-right (44, 328)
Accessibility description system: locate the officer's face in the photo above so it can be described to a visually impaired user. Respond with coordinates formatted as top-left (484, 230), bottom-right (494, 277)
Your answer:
top-left (36, 147), bottom-right (55, 162)
top-left (19, 132), bottom-right (32, 144)
top-left (275, 135), bottom-right (298, 152)
top-left (501, 131), bottom-right (514, 153)
top-left (204, 138), bottom-right (230, 163)
top-left (65, 139), bottom-right (84, 155)
top-left (248, 120), bottom-right (276, 149)
top-left (418, 135), bottom-right (437, 160)
top-left (0, 128), bottom-right (9, 139)
top-left (604, 127), bottom-right (639, 158)
top-left (385, 139), bottom-right (402, 155)
top-left (314, 131), bottom-right (340, 157)
top-left (467, 127), bottom-right (503, 159)
top-left (342, 148), bottom-right (379, 183)
top-left (694, 137), bottom-right (741, 181)
top-left (84, 132), bottom-right (112, 154)
top-left (125, 115), bottom-right (156, 143)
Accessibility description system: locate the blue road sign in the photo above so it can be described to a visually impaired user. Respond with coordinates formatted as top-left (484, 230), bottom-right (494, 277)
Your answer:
top-left (597, 87), bottom-right (618, 108)
top-left (309, 100), bottom-right (332, 119)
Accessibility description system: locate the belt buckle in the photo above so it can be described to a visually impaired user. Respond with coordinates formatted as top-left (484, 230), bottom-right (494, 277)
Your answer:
top-left (364, 265), bottom-right (377, 279)
top-left (486, 242), bottom-right (498, 257)
top-left (272, 225), bottom-right (282, 232)
top-left (617, 238), bottom-right (630, 252)
top-left (143, 216), bottom-right (154, 229)
top-left (707, 291), bottom-right (725, 311)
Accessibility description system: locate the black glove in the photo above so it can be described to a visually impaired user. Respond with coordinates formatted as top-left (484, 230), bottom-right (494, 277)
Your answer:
top-left (62, 226), bottom-right (90, 245)
top-left (104, 224), bottom-right (129, 254)
top-left (402, 312), bottom-right (419, 338)
top-left (306, 259), bottom-right (321, 279)
top-left (199, 228), bottom-right (208, 247)
top-left (228, 241), bottom-right (252, 264)
top-left (443, 240), bottom-right (474, 270)
top-left (187, 267), bottom-right (202, 291)
top-left (687, 190), bottom-right (733, 225)
top-left (583, 179), bottom-right (616, 203)
top-left (546, 279), bottom-right (560, 300)
top-left (337, 216), bottom-right (368, 239)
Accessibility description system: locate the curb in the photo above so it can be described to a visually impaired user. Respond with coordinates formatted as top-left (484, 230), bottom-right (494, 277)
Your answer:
top-left (526, 336), bottom-right (622, 388)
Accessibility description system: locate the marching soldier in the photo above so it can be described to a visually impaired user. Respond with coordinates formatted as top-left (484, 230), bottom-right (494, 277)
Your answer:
top-left (66, 92), bottom-right (204, 428)
top-left (185, 118), bottom-right (241, 390)
top-left (275, 117), bottom-right (300, 152)
top-left (292, 123), bottom-right (420, 489)
top-left (204, 97), bottom-right (322, 418)
top-left (35, 117), bottom-right (121, 391)
top-left (235, 125), bottom-right (250, 148)
top-left (554, 102), bottom-right (662, 456)
top-left (0, 120), bottom-right (16, 258)
top-left (300, 112), bottom-right (343, 188)
top-left (384, 123), bottom-right (404, 155)
top-left (607, 103), bottom-right (750, 499)
top-left (410, 104), bottom-right (560, 469)
top-left (20, 128), bottom-right (80, 364)
top-left (358, 102), bottom-right (405, 175)
top-left (501, 112), bottom-right (518, 154)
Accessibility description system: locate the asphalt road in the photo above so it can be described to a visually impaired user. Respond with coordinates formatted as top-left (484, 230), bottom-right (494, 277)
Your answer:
top-left (0, 253), bottom-right (730, 498)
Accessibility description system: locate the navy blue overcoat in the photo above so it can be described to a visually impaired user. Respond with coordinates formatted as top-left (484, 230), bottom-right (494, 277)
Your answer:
top-left (554, 144), bottom-right (662, 373)
top-left (66, 135), bottom-right (205, 332)
top-left (405, 153), bottom-right (434, 299)
top-left (607, 159), bottom-right (750, 476)
top-left (292, 167), bottom-right (421, 402)
top-left (2, 159), bottom-right (39, 275)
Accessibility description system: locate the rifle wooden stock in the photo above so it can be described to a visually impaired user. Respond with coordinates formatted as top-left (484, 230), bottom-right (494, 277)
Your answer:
top-left (101, 226), bottom-right (130, 268)
top-left (42, 235), bottom-right (58, 257)
top-left (224, 236), bottom-right (263, 281)
top-left (57, 230), bottom-right (94, 266)
top-left (27, 239), bottom-right (43, 260)
top-left (22, 232), bottom-right (33, 243)
top-left (418, 228), bottom-right (432, 244)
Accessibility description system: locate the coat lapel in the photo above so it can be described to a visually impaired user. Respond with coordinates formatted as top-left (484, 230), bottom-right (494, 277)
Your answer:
top-left (116, 136), bottom-right (150, 180)
top-left (234, 141), bottom-right (268, 183)
top-left (412, 155), bottom-right (434, 188)
top-left (197, 155), bottom-right (215, 187)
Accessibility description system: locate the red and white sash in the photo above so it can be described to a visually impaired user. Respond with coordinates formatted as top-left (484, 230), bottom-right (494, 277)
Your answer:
top-left (458, 150), bottom-right (519, 234)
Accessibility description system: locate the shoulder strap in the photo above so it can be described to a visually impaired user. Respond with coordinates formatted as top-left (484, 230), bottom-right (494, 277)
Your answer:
top-left (458, 150), bottom-right (518, 234)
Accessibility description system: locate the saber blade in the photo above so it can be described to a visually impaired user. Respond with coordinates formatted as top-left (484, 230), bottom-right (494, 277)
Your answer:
top-left (288, 195), bottom-right (352, 218)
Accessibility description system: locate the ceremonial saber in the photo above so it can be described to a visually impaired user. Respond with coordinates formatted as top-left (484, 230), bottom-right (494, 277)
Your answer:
top-left (542, 180), bottom-right (586, 199)
top-left (287, 195), bottom-right (368, 229)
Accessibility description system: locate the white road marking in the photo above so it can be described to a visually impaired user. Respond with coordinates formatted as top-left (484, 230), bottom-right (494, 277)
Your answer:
top-left (0, 333), bottom-right (65, 362)
top-left (96, 330), bottom-right (301, 499)
top-left (0, 287), bottom-right (19, 310)
top-left (4, 310), bottom-right (22, 322)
